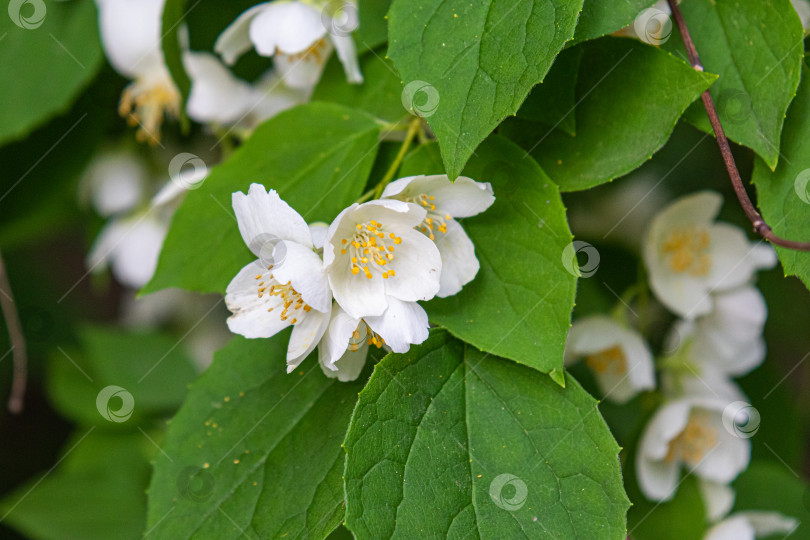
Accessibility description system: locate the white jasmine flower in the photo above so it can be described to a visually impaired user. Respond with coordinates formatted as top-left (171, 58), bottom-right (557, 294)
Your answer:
top-left (636, 397), bottom-right (751, 502)
top-left (318, 299), bottom-right (430, 381)
top-left (660, 362), bottom-right (747, 403)
top-left (705, 511), bottom-right (798, 540)
top-left (225, 184), bottom-right (332, 371)
top-left (80, 150), bottom-right (147, 216)
top-left (215, 0), bottom-right (362, 89)
top-left (564, 316), bottom-right (656, 404)
top-left (185, 52), bottom-right (309, 129)
top-left (381, 175), bottom-right (495, 297)
top-left (699, 479), bottom-right (736, 524)
top-left (322, 200), bottom-right (442, 319)
top-left (667, 286), bottom-right (768, 378)
top-left (643, 192), bottom-right (776, 319)
top-left (96, 0), bottom-right (180, 144)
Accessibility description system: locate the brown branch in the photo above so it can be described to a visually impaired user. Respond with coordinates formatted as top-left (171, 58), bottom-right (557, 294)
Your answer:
top-left (667, 0), bottom-right (810, 251)
top-left (0, 249), bottom-right (27, 413)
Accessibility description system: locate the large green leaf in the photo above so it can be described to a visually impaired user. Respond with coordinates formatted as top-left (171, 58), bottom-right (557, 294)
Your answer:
top-left (356, 0), bottom-right (391, 51)
top-left (344, 331), bottom-right (629, 538)
top-left (0, 0), bottom-right (104, 146)
top-left (573, 0), bottom-right (658, 43)
top-left (387, 0), bottom-right (584, 179)
top-left (0, 431), bottom-right (152, 540)
top-left (47, 326), bottom-right (198, 426)
top-left (753, 66), bottom-right (810, 289)
top-left (666, 0), bottom-right (803, 170)
top-left (503, 37), bottom-right (716, 191)
top-left (144, 103), bottom-right (381, 295)
top-left (146, 336), bottom-right (366, 539)
top-left (516, 46), bottom-right (582, 136)
top-left (400, 136), bottom-right (576, 376)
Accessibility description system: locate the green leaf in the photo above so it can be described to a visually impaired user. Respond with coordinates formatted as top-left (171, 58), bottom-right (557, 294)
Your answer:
top-left (343, 331), bottom-right (629, 538)
top-left (503, 37), bottom-right (716, 191)
top-left (387, 0), bottom-right (584, 179)
top-left (47, 326), bottom-right (198, 426)
top-left (144, 103), bottom-right (381, 295)
top-left (733, 461), bottom-right (810, 538)
top-left (753, 66), bottom-right (810, 288)
top-left (145, 336), bottom-right (366, 540)
top-left (161, 0), bottom-right (191, 130)
top-left (356, 0), bottom-right (391, 51)
top-left (573, 0), bottom-right (658, 43)
top-left (400, 136), bottom-right (576, 375)
top-left (0, 0), bottom-right (104, 146)
top-left (0, 430), bottom-right (151, 540)
top-left (516, 46), bottom-right (582, 136)
top-left (312, 52), bottom-right (406, 123)
top-left (666, 0), bottom-right (804, 170)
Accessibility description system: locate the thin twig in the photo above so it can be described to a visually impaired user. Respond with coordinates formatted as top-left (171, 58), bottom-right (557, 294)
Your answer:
top-left (667, 0), bottom-right (810, 251)
top-left (373, 117), bottom-right (422, 199)
top-left (0, 249), bottom-right (26, 413)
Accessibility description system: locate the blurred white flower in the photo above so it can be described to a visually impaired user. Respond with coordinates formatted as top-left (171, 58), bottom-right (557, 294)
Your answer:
top-left (636, 397), bottom-right (751, 502)
top-left (225, 184), bottom-right (332, 372)
top-left (215, 0), bottom-right (362, 89)
top-left (699, 479), bottom-right (736, 524)
top-left (96, 0), bottom-right (179, 144)
top-left (381, 175), bottom-right (495, 297)
top-left (564, 316), bottom-right (655, 404)
top-left (643, 192), bottom-right (776, 319)
top-left (318, 299), bottom-right (429, 381)
top-left (185, 52), bottom-right (309, 129)
top-left (322, 199), bottom-right (442, 319)
top-left (80, 150), bottom-right (146, 216)
top-left (705, 511), bottom-right (798, 540)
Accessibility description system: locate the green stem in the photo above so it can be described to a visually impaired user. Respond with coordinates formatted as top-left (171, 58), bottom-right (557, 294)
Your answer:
top-left (373, 117), bottom-right (421, 200)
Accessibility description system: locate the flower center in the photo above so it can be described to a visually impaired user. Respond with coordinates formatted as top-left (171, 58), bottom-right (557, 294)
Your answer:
top-left (254, 265), bottom-right (311, 324)
top-left (348, 321), bottom-right (385, 351)
top-left (660, 226), bottom-right (712, 276)
top-left (585, 345), bottom-right (627, 375)
top-left (665, 410), bottom-right (717, 465)
top-left (119, 77), bottom-right (180, 145)
top-left (340, 220), bottom-right (401, 280)
top-left (282, 38), bottom-right (330, 63)
top-left (411, 194), bottom-right (451, 241)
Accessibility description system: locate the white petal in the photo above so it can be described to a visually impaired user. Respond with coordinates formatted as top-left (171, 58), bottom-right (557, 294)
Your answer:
top-left (383, 227), bottom-right (442, 302)
top-left (287, 307), bottom-right (330, 370)
top-left (308, 222), bottom-right (329, 251)
top-left (737, 511), bottom-right (799, 536)
top-left (274, 51), bottom-right (329, 90)
top-left (225, 261), bottom-right (290, 338)
top-left (704, 224), bottom-right (765, 293)
top-left (692, 413), bottom-right (751, 483)
top-left (433, 219), bottom-right (480, 297)
top-left (96, 0), bottom-right (165, 77)
top-left (636, 453), bottom-right (681, 502)
top-left (248, 1), bottom-right (327, 56)
top-left (232, 184), bottom-right (313, 255)
top-left (698, 479), bottom-right (736, 523)
top-left (319, 342), bottom-right (368, 382)
top-left (214, 3), bottom-right (270, 65)
top-left (320, 304), bottom-right (361, 367)
top-left (270, 240), bottom-right (331, 312)
top-left (705, 516), bottom-right (756, 540)
top-left (331, 33), bottom-right (363, 84)
top-left (329, 253), bottom-right (388, 319)
top-left (88, 215), bottom-right (167, 289)
top-left (382, 175), bottom-right (495, 218)
top-left (365, 298), bottom-right (429, 353)
top-left (184, 52), bottom-right (256, 124)
top-left (82, 150), bottom-right (146, 216)
top-left (640, 400), bottom-right (693, 461)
